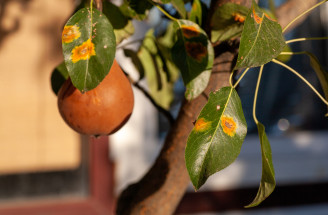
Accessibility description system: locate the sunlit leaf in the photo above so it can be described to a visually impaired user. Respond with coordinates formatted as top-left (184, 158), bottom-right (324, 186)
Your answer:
top-left (185, 87), bottom-right (247, 190)
top-left (275, 45), bottom-right (292, 62)
top-left (211, 3), bottom-right (248, 43)
top-left (190, 0), bottom-right (202, 26)
top-left (138, 29), bottom-right (179, 109)
top-left (246, 122), bottom-right (275, 208)
top-left (234, 1), bottom-right (286, 69)
top-left (51, 62), bottom-right (69, 95)
top-left (172, 0), bottom-right (187, 19)
top-left (62, 7), bottom-right (116, 92)
top-left (114, 20), bottom-right (135, 44)
top-left (172, 20), bottom-right (214, 100)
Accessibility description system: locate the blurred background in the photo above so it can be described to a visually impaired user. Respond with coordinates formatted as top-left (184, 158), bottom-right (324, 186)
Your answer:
top-left (0, 0), bottom-right (328, 214)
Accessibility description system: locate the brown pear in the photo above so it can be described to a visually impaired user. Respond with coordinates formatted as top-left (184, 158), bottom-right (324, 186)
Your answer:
top-left (57, 60), bottom-right (134, 135)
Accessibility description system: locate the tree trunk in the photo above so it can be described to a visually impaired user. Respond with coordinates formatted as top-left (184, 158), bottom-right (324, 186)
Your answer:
top-left (116, 0), bottom-right (318, 214)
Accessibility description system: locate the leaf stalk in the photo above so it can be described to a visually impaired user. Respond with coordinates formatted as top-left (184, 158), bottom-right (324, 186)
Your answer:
top-left (286, 37), bottom-right (328, 44)
top-left (253, 65), bottom-right (264, 125)
top-left (272, 59), bottom-right (328, 106)
top-left (283, 0), bottom-right (328, 33)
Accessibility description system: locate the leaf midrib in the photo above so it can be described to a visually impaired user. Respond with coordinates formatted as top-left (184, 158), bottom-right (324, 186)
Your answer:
top-left (83, 7), bottom-right (94, 92)
top-left (196, 87), bottom-right (233, 187)
top-left (241, 13), bottom-right (265, 66)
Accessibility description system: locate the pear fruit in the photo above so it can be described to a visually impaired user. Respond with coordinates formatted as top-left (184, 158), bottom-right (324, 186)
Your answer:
top-left (57, 60), bottom-right (134, 135)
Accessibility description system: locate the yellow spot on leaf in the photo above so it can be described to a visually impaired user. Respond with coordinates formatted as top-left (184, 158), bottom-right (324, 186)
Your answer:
top-left (181, 25), bottom-right (200, 39)
top-left (232, 13), bottom-right (245, 23)
top-left (194, 118), bottom-right (211, 132)
top-left (221, 116), bottom-right (237, 137)
top-left (71, 39), bottom-right (96, 63)
top-left (62, 25), bottom-right (81, 43)
top-left (252, 8), bottom-right (262, 24)
top-left (185, 41), bottom-right (207, 62)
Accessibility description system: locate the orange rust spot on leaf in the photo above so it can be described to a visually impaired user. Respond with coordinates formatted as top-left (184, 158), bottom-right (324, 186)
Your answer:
top-left (62, 25), bottom-right (81, 43)
top-left (264, 13), bottom-right (276, 22)
top-left (194, 118), bottom-right (211, 132)
top-left (71, 39), bottom-right (96, 63)
top-left (181, 25), bottom-right (200, 39)
top-left (185, 41), bottom-right (207, 62)
top-left (232, 13), bottom-right (245, 23)
top-left (252, 8), bottom-right (262, 24)
top-left (221, 116), bottom-right (237, 137)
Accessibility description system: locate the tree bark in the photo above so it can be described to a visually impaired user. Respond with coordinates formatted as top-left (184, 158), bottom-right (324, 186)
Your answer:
top-left (116, 0), bottom-right (320, 214)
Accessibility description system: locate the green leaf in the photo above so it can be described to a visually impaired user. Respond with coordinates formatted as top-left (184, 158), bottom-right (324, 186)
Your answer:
top-left (62, 7), bottom-right (116, 92)
top-left (211, 3), bottom-right (248, 43)
top-left (234, 1), bottom-right (286, 69)
top-left (171, 20), bottom-right (214, 100)
top-left (138, 29), bottom-right (179, 109)
top-left (305, 52), bottom-right (328, 113)
top-left (125, 0), bottom-right (153, 20)
top-left (103, 2), bottom-right (135, 44)
top-left (124, 49), bottom-right (145, 80)
top-left (185, 87), bottom-right (247, 190)
top-left (246, 122), bottom-right (275, 208)
top-left (114, 20), bottom-right (135, 44)
top-left (103, 1), bottom-right (128, 29)
top-left (190, 0), bottom-right (202, 26)
top-left (171, 0), bottom-right (187, 19)
top-left (51, 62), bottom-right (69, 95)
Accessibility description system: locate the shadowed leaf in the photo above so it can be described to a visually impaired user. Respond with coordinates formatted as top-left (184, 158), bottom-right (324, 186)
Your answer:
top-left (172, 0), bottom-right (187, 19)
top-left (124, 48), bottom-right (145, 80)
top-left (185, 87), bottom-right (247, 190)
top-left (172, 20), bottom-right (213, 100)
top-left (62, 7), bottom-right (116, 92)
top-left (235, 1), bottom-right (285, 69)
top-left (51, 62), bottom-right (69, 95)
top-left (211, 3), bottom-right (248, 43)
top-left (305, 52), bottom-right (328, 114)
top-left (103, 2), bottom-right (135, 44)
top-left (246, 122), bottom-right (275, 207)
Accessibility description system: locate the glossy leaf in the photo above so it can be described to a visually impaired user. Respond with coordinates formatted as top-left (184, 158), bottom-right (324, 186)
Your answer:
top-left (211, 3), bottom-right (248, 43)
top-left (235, 1), bottom-right (286, 69)
top-left (51, 62), bottom-right (69, 95)
top-left (62, 7), bottom-right (116, 92)
top-left (171, 20), bottom-right (214, 100)
top-left (185, 87), bottom-right (247, 190)
top-left (246, 122), bottom-right (275, 208)
top-left (138, 29), bottom-right (179, 109)
top-left (172, 0), bottom-right (187, 19)
top-left (190, 0), bottom-right (202, 26)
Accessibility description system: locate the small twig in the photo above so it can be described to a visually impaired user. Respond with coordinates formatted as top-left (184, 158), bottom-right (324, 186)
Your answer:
top-left (123, 71), bottom-right (175, 125)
